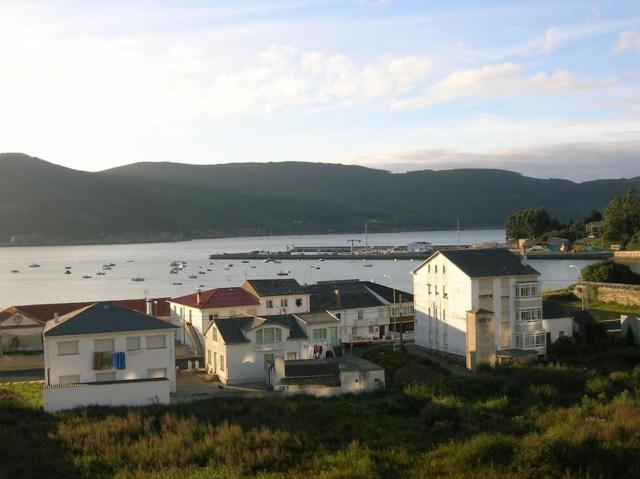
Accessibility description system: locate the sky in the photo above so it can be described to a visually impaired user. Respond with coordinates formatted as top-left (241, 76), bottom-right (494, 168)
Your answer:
top-left (0, 0), bottom-right (639, 181)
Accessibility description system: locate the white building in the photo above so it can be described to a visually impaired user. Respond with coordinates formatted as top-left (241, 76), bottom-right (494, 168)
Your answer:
top-left (169, 279), bottom-right (311, 353)
top-left (407, 241), bottom-right (433, 253)
top-left (268, 356), bottom-right (385, 397)
top-left (0, 298), bottom-right (172, 353)
top-left (303, 280), bottom-right (413, 343)
top-left (204, 311), bottom-right (341, 385)
top-left (412, 248), bottom-right (560, 369)
top-left (43, 302), bottom-right (178, 412)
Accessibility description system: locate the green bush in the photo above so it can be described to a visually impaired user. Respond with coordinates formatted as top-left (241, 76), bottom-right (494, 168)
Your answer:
top-left (582, 261), bottom-right (640, 284)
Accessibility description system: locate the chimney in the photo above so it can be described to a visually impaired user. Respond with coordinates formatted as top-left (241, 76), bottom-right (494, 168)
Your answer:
top-left (196, 291), bottom-right (201, 306)
top-left (146, 299), bottom-right (153, 316)
top-left (520, 244), bottom-right (528, 266)
top-left (53, 312), bottom-right (59, 323)
top-left (334, 288), bottom-right (341, 307)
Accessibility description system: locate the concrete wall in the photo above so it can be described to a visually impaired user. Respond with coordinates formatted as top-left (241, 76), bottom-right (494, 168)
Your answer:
top-left (44, 329), bottom-right (176, 392)
top-left (43, 378), bottom-right (170, 412)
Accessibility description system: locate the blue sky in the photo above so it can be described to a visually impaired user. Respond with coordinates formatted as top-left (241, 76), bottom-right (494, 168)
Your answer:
top-left (0, 0), bottom-right (639, 180)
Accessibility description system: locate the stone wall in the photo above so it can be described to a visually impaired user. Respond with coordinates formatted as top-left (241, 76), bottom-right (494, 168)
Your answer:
top-left (574, 283), bottom-right (640, 307)
top-left (615, 251), bottom-right (640, 260)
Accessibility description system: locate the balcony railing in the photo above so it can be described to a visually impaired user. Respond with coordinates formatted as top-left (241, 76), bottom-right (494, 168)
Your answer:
top-left (515, 320), bottom-right (544, 333)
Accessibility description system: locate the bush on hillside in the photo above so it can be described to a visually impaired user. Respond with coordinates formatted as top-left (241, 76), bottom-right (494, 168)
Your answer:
top-left (581, 261), bottom-right (640, 284)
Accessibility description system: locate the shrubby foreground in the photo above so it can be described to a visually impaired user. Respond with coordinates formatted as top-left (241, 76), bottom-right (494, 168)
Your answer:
top-left (2, 345), bottom-right (640, 479)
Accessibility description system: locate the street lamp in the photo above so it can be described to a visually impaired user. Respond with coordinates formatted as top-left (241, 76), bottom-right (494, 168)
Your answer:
top-left (569, 264), bottom-right (585, 311)
top-left (383, 274), bottom-right (402, 344)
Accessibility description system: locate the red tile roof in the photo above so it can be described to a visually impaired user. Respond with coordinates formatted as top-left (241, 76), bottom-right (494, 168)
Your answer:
top-left (1, 298), bottom-right (171, 325)
top-left (171, 287), bottom-right (260, 309)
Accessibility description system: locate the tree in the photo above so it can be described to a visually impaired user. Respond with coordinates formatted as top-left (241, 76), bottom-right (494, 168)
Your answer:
top-left (604, 195), bottom-right (625, 243)
top-left (583, 210), bottom-right (603, 224)
top-left (581, 261), bottom-right (640, 284)
top-left (505, 207), bottom-right (554, 240)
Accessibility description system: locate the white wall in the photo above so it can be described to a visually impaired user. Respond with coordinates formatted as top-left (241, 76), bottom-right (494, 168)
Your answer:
top-left (43, 378), bottom-right (170, 412)
top-left (256, 294), bottom-right (311, 316)
top-left (278, 368), bottom-right (385, 397)
top-left (44, 329), bottom-right (176, 393)
top-left (542, 317), bottom-right (574, 343)
top-left (332, 307), bottom-right (390, 342)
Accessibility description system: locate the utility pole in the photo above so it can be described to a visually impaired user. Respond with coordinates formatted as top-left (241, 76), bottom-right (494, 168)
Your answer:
top-left (570, 264), bottom-right (585, 311)
top-left (457, 218), bottom-right (460, 248)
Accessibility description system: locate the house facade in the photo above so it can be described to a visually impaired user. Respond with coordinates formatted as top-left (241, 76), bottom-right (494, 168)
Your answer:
top-left (204, 311), bottom-right (340, 385)
top-left (242, 279), bottom-right (311, 315)
top-left (303, 280), bottom-right (413, 343)
top-left (0, 298), bottom-right (172, 353)
top-left (43, 302), bottom-right (178, 412)
top-left (413, 249), bottom-right (549, 368)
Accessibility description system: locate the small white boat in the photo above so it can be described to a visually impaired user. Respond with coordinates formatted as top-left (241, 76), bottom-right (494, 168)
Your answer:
top-left (277, 271), bottom-right (289, 276)
top-left (319, 259), bottom-right (325, 262)
top-left (64, 270), bottom-right (72, 275)
top-left (64, 266), bottom-right (72, 270)
top-left (172, 282), bottom-right (183, 285)
top-left (169, 269), bottom-right (179, 274)
top-left (11, 270), bottom-right (19, 273)
top-left (241, 260), bottom-right (250, 263)
top-left (29, 263), bottom-right (41, 268)
top-left (131, 277), bottom-right (145, 282)
top-left (365, 264), bottom-right (373, 268)
top-left (189, 274), bottom-right (198, 279)
top-left (226, 264), bottom-right (234, 268)
top-left (82, 274), bottom-right (92, 279)
top-left (126, 260), bottom-right (134, 263)
top-left (96, 272), bottom-right (106, 276)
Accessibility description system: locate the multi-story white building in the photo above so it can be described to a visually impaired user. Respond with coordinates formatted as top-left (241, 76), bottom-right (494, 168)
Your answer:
top-left (412, 249), bottom-right (558, 368)
top-left (303, 280), bottom-right (414, 343)
top-left (42, 302), bottom-right (178, 412)
top-left (203, 311), bottom-right (340, 385)
top-left (242, 279), bottom-right (311, 315)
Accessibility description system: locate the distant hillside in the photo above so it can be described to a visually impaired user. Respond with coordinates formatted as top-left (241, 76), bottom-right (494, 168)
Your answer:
top-left (0, 153), bottom-right (637, 245)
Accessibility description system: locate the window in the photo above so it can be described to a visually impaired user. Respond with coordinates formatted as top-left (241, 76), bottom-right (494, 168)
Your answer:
top-left (126, 337), bottom-right (141, 351)
top-left (443, 324), bottom-right (448, 345)
top-left (516, 283), bottom-right (541, 298)
top-left (442, 285), bottom-right (447, 298)
top-left (264, 353), bottom-right (274, 365)
top-left (335, 313), bottom-right (341, 319)
top-left (59, 375), bottom-right (80, 385)
top-left (442, 265), bottom-right (446, 274)
top-left (213, 314), bottom-right (219, 320)
top-left (96, 372), bottom-right (115, 382)
top-left (357, 310), bottom-right (364, 320)
top-left (219, 355), bottom-right (225, 371)
top-left (94, 338), bottom-right (114, 353)
top-left (352, 326), bottom-right (357, 337)
top-left (147, 368), bottom-right (167, 379)
top-left (146, 335), bottom-right (167, 349)
top-left (266, 300), bottom-right (274, 309)
top-left (256, 328), bottom-right (282, 344)
top-left (434, 265), bottom-right (438, 273)
top-left (479, 293), bottom-right (493, 299)
top-left (312, 329), bottom-right (327, 341)
top-left (427, 284), bottom-right (431, 294)
top-left (57, 340), bottom-right (79, 356)
top-left (287, 352), bottom-right (297, 360)
top-left (368, 325), bottom-right (374, 334)
top-left (428, 264), bottom-right (431, 273)
top-left (211, 328), bottom-right (218, 341)
top-left (207, 348), bottom-right (212, 365)
top-left (443, 310), bottom-right (446, 322)
top-left (518, 308), bottom-right (542, 322)
top-left (295, 298), bottom-right (303, 307)
top-left (188, 309), bottom-right (192, 321)
top-left (209, 314), bottom-right (214, 321)
top-left (280, 298), bottom-right (288, 307)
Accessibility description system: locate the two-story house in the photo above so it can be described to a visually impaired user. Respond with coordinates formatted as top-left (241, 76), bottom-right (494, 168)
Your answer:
top-left (42, 302), bottom-right (177, 412)
top-left (412, 248), bottom-right (551, 369)
top-left (203, 311), bottom-right (340, 385)
top-left (242, 279), bottom-right (311, 315)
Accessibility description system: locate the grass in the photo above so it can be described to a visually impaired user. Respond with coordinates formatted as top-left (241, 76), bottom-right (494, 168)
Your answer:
top-left (2, 345), bottom-right (640, 479)
top-left (545, 288), bottom-right (640, 321)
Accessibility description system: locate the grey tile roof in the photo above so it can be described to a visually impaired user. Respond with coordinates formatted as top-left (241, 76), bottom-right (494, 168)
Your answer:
top-left (212, 313), bottom-right (308, 344)
top-left (438, 248), bottom-right (540, 278)
top-left (245, 279), bottom-right (305, 297)
top-left (295, 311), bottom-right (340, 325)
top-left (362, 281), bottom-right (413, 303)
top-left (304, 281), bottom-right (385, 312)
top-left (43, 302), bottom-right (177, 337)
top-left (542, 300), bottom-right (573, 319)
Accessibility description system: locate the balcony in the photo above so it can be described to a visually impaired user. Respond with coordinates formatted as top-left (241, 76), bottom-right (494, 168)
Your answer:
top-left (515, 331), bottom-right (547, 352)
top-left (515, 320), bottom-right (543, 333)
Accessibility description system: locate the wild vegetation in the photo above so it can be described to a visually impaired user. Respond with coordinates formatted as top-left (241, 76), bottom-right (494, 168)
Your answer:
top-left (504, 206), bottom-right (591, 242)
top-left (604, 186), bottom-right (640, 248)
top-left (581, 260), bottom-right (640, 284)
top-left (2, 153), bottom-right (638, 245)
top-left (2, 344), bottom-right (640, 479)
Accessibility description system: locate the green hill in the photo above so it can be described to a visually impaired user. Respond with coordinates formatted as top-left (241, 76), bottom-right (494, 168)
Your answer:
top-left (0, 153), bottom-right (637, 245)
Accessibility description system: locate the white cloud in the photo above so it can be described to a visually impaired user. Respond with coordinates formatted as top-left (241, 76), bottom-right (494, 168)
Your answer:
top-left (542, 27), bottom-right (563, 52)
top-left (390, 64), bottom-right (618, 110)
top-left (615, 31), bottom-right (640, 53)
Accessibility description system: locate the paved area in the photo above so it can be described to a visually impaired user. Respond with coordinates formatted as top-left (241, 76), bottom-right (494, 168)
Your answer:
top-left (405, 344), bottom-right (472, 376)
top-left (172, 373), bottom-right (276, 403)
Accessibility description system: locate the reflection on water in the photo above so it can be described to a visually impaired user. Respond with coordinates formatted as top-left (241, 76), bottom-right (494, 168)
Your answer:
top-left (0, 228), bottom-right (600, 308)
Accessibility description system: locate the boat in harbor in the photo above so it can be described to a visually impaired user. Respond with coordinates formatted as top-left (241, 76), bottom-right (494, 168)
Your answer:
top-left (29, 263), bottom-right (41, 268)
top-left (97, 271), bottom-right (106, 276)
top-left (64, 270), bottom-right (72, 275)
top-left (131, 277), bottom-right (145, 282)
top-left (172, 282), bottom-right (183, 285)
top-left (82, 274), bottom-right (92, 279)
top-left (11, 270), bottom-right (19, 273)
top-left (64, 266), bottom-right (72, 270)
top-left (188, 274), bottom-right (198, 279)
top-left (277, 271), bottom-right (289, 276)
